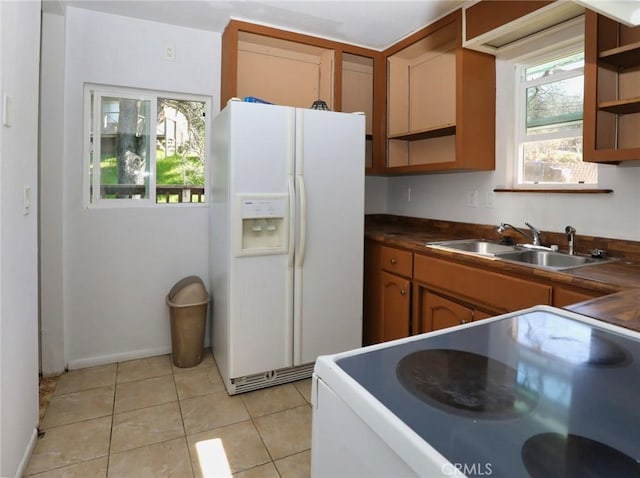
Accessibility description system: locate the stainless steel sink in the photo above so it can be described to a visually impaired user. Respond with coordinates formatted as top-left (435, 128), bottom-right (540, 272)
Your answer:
top-left (427, 239), bottom-right (518, 256)
top-left (427, 239), bottom-right (614, 270)
top-left (495, 250), bottom-right (612, 270)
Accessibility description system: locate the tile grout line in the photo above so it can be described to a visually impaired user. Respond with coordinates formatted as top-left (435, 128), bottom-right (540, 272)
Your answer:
top-left (241, 383), bottom-right (311, 477)
top-left (171, 356), bottom-right (197, 478)
top-left (242, 395), bottom-right (281, 477)
top-left (30, 354), bottom-right (313, 477)
top-left (105, 361), bottom-right (119, 478)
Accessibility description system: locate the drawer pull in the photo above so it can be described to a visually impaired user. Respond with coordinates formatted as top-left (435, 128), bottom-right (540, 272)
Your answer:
top-left (390, 258), bottom-right (397, 265)
top-left (400, 289), bottom-right (407, 296)
top-left (460, 319), bottom-right (468, 324)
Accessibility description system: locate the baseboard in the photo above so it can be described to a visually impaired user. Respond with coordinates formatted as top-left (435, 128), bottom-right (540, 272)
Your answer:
top-left (67, 346), bottom-right (172, 370)
top-left (15, 427), bottom-right (38, 478)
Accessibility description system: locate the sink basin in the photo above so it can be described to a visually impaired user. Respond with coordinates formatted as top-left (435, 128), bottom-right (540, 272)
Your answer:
top-left (495, 250), bottom-right (612, 270)
top-left (427, 239), bottom-right (518, 256)
top-left (427, 239), bottom-right (614, 271)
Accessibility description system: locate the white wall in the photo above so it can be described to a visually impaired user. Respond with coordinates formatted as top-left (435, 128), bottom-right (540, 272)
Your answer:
top-left (40, 8), bottom-right (221, 370)
top-left (0, 1), bottom-right (41, 476)
top-left (384, 128), bottom-right (640, 240)
top-left (364, 176), bottom-right (388, 214)
top-left (40, 12), bottom-right (66, 375)
top-left (378, 27), bottom-right (640, 242)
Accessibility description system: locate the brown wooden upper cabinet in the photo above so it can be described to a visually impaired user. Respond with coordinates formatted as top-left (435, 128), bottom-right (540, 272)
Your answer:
top-left (465, 1), bottom-right (555, 43)
top-left (342, 53), bottom-right (375, 169)
top-left (220, 20), bottom-right (383, 171)
top-left (462, 1), bottom-right (583, 53)
top-left (583, 10), bottom-right (640, 163)
top-left (382, 10), bottom-right (496, 173)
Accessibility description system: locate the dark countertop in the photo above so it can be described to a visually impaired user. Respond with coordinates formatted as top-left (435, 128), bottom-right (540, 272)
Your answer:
top-left (567, 289), bottom-right (640, 332)
top-left (365, 218), bottom-right (640, 331)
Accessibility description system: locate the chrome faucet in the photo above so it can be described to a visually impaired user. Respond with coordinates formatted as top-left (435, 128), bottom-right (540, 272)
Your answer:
top-left (565, 225), bottom-right (576, 255)
top-left (497, 222), bottom-right (542, 246)
top-left (525, 222), bottom-right (542, 246)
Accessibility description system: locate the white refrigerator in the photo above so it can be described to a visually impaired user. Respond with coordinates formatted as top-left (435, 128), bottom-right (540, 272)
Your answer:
top-left (210, 100), bottom-right (365, 394)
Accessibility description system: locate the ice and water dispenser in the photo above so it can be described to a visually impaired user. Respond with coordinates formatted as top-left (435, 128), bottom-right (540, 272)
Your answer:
top-left (238, 195), bottom-right (288, 256)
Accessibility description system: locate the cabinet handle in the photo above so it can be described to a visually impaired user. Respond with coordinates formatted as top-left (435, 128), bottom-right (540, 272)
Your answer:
top-left (460, 319), bottom-right (468, 324)
top-left (400, 289), bottom-right (407, 296)
top-left (390, 258), bottom-right (397, 265)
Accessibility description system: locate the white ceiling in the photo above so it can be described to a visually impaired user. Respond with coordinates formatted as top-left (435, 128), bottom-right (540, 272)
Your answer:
top-left (41, 0), bottom-right (467, 50)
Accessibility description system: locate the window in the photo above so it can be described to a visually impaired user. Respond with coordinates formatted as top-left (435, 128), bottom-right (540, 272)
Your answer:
top-left (85, 85), bottom-right (209, 206)
top-left (515, 49), bottom-right (597, 186)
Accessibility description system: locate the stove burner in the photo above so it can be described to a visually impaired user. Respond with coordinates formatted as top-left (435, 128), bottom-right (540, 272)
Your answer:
top-left (586, 332), bottom-right (629, 366)
top-left (522, 433), bottom-right (640, 477)
top-left (396, 349), bottom-right (538, 419)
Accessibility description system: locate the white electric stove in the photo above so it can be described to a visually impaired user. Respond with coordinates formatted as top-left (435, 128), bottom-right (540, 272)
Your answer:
top-left (311, 305), bottom-right (640, 478)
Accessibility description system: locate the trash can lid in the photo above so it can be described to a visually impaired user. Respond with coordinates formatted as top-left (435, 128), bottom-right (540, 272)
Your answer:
top-left (168, 276), bottom-right (209, 305)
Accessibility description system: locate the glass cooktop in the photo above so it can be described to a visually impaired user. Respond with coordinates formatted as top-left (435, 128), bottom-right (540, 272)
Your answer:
top-left (336, 310), bottom-right (640, 477)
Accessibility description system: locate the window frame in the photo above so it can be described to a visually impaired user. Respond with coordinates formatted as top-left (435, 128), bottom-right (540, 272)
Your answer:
top-left (513, 41), bottom-right (597, 189)
top-left (83, 83), bottom-right (211, 208)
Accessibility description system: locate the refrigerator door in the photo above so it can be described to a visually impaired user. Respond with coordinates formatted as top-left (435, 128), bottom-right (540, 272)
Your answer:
top-left (226, 102), bottom-right (295, 378)
top-left (293, 108), bottom-right (365, 365)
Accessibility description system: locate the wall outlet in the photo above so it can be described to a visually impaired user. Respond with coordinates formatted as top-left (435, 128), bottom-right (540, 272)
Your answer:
top-left (486, 191), bottom-right (495, 208)
top-left (2, 95), bottom-right (11, 127)
top-left (467, 189), bottom-right (478, 208)
top-left (23, 185), bottom-right (31, 216)
top-left (164, 46), bottom-right (176, 61)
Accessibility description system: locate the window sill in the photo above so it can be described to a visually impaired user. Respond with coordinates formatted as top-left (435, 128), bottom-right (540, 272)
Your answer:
top-left (494, 188), bottom-right (613, 194)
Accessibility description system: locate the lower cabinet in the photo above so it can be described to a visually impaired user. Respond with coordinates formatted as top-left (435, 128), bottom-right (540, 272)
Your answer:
top-left (414, 289), bottom-right (472, 333)
top-left (364, 241), bottom-right (604, 342)
top-left (413, 286), bottom-right (496, 334)
top-left (413, 254), bottom-right (552, 314)
top-left (473, 310), bottom-right (493, 321)
top-left (363, 240), bottom-right (413, 345)
top-left (553, 286), bottom-right (602, 307)
top-left (381, 271), bottom-right (411, 340)
top-left (411, 253), bottom-right (554, 334)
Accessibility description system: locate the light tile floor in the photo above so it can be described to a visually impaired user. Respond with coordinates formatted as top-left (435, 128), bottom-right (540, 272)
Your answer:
top-left (27, 350), bottom-right (312, 477)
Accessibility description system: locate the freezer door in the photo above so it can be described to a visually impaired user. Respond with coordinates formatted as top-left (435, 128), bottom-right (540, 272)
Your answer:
top-left (293, 108), bottom-right (365, 365)
top-left (226, 102), bottom-right (295, 378)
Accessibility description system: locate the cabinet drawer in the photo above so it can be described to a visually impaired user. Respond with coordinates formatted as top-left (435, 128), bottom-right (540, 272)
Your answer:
top-left (414, 254), bottom-right (551, 313)
top-left (380, 246), bottom-right (413, 278)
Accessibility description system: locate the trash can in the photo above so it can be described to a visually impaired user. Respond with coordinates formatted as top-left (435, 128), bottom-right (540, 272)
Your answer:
top-left (166, 276), bottom-right (210, 368)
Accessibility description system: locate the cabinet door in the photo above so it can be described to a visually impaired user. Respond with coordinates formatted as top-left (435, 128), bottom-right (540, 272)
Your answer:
top-left (414, 254), bottom-right (552, 313)
top-left (473, 310), bottom-right (493, 321)
top-left (414, 284), bottom-right (472, 334)
top-left (381, 271), bottom-right (411, 341)
top-left (363, 241), bottom-right (383, 345)
top-left (553, 287), bottom-right (601, 308)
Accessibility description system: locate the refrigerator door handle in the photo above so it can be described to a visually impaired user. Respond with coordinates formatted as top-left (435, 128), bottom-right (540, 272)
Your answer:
top-left (297, 174), bottom-right (307, 268)
top-left (288, 175), bottom-right (295, 267)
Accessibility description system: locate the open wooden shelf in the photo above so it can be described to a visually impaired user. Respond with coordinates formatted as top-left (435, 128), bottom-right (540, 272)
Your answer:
top-left (599, 97), bottom-right (640, 115)
top-left (584, 11), bottom-right (640, 163)
top-left (599, 41), bottom-right (640, 70)
top-left (383, 9), bottom-right (495, 173)
top-left (388, 125), bottom-right (456, 141)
